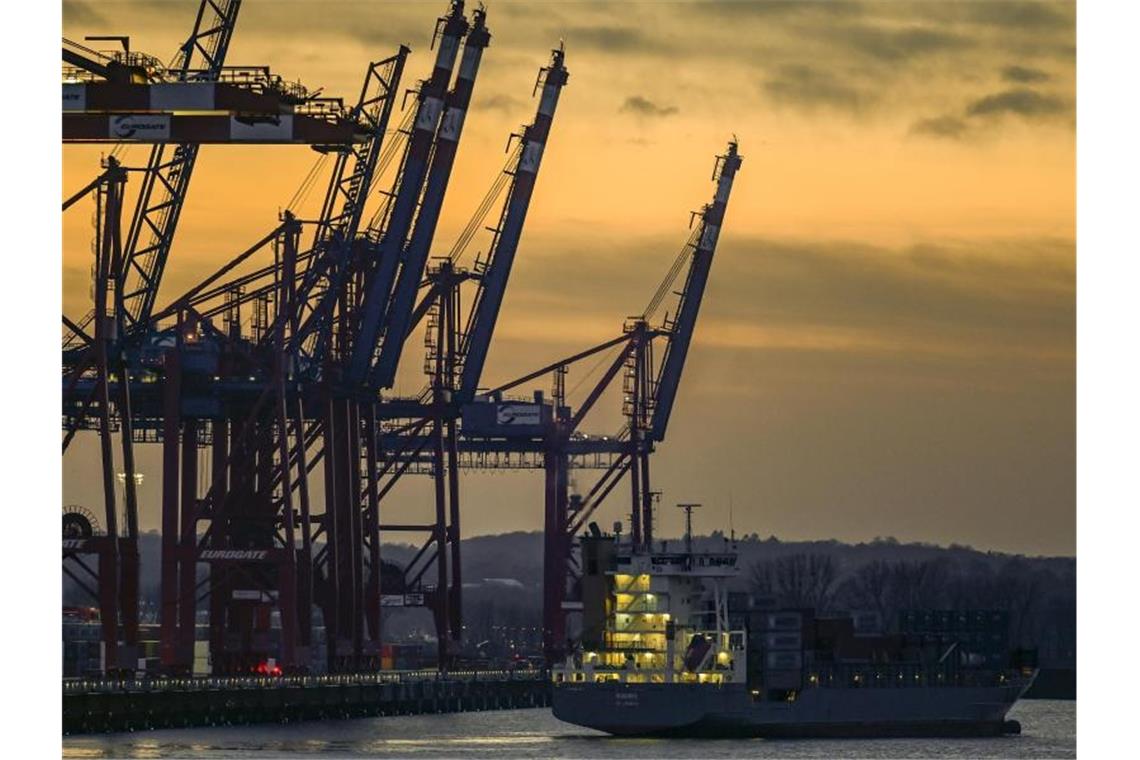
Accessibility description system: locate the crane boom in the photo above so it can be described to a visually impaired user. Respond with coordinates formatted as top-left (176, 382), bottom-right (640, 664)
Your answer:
top-left (345, 1), bottom-right (469, 385)
top-left (371, 7), bottom-right (491, 390)
top-left (285, 49), bottom-right (409, 363)
top-left (456, 45), bottom-right (569, 401)
top-left (648, 140), bottom-right (742, 442)
top-left (117, 0), bottom-right (242, 333)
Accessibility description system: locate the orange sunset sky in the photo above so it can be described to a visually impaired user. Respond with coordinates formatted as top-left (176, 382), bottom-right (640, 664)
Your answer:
top-left (62, 1), bottom-right (1075, 555)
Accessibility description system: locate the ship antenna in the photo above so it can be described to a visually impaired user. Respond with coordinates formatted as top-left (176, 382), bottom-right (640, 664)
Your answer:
top-left (729, 492), bottom-right (736, 544)
top-left (677, 503), bottom-right (701, 555)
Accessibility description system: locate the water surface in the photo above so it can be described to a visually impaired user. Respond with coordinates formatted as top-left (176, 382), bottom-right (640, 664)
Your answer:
top-left (63, 699), bottom-right (1075, 758)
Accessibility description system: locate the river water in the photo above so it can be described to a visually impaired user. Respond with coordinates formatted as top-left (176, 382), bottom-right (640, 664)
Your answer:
top-left (63, 699), bottom-right (1074, 759)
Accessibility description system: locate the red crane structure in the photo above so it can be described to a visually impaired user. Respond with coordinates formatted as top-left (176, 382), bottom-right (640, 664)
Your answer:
top-left (63, 0), bottom-right (740, 677)
top-left (62, 0), bottom-right (245, 674)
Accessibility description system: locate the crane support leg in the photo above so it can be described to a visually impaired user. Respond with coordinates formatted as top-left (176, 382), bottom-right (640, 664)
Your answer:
top-left (178, 419), bottom-right (199, 669)
top-left (543, 443), bottom-right (570, 663)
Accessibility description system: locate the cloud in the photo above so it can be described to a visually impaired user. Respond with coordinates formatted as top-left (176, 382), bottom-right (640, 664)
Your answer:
top-left (825, 24), bottom-right (972, 62)
top-left (509, 233), bottom-right (1073, 366)
top-left (560, 25), bottom-right (654, 54)
top-left (619, 95), bottom-right (679, 118)
top-left (344, 23), bottom-right (421, 51)
top-left (960, 1), bottom-right (1072, 31)
top-left (700, 0), bottom-right (864, 19)
top-left (909, 115), bottom-right (969, 140)
top-left (63, 0), bottom-right (106, 26)
top-left (479, 93), bottom-right (525, 114)
top-left (966, 88), bottom-right (1067, 119)
top-left (1001, 65), bottom-right (1051, 83)
top-left (697, 236), bottom-right (1074, 370)
top-left (762, 65), bottom-right (871, 114)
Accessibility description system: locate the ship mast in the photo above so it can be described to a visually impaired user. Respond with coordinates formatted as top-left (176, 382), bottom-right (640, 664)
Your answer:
top-left (677, 502), bottom-right (701, 556)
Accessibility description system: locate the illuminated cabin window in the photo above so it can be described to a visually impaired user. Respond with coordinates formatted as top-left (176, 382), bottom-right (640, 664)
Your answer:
top-left (613, 593), bottom-right (659, 614)
top-left (613, 574), bottom-right (651, 593)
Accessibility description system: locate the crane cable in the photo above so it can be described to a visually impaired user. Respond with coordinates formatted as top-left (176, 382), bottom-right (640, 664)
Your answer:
top-left (566, 341), bottom-right (624, 402)
top-left (642, 228), bottom-right (700, 321)
top-left (447, 145), bottom-right (521, 264)
top-left (363, 108), bottom-right (417, 233)
top-left (368, 106), bottom-right (416, 198)
top-left (285, 152), bottom-right (329, 212)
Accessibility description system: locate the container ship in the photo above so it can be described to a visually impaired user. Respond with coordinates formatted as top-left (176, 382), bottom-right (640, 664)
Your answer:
top-left (551, 520), bottom-right (1037, 738)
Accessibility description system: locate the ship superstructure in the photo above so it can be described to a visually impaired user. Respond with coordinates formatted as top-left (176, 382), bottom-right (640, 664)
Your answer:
top-left (552, 519), bottom-right (1037, 738)
top-left (559, 527), bottom-right (746, 687)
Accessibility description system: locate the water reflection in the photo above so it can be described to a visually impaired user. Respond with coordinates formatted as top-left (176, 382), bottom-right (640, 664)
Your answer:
top-left (63, 701), bottom-right (1074, 759)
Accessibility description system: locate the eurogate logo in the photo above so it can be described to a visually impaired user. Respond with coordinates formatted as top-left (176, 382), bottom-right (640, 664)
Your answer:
top-left (200, 549), bottom-right (269, 561)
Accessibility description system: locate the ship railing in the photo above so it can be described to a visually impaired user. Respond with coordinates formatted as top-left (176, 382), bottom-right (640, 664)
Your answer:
top-left (608, 622), bottom-right (667, 634)
top-left (612, 598), bottom-right (662, 614)
top-left (806, 664), bottom-right (1014, 690)
top-left (592, 643), bottom-right (661, 653)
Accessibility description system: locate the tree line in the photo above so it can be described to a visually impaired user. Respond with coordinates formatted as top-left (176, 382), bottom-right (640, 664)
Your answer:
top-left (748, 552), bottom-right (1075, 665)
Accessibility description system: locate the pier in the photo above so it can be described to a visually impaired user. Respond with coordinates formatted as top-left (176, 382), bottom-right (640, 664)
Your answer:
top-left (63, 669), bottom-right (550, 734)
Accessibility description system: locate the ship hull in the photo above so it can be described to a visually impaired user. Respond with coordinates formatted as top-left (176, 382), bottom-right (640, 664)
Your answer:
top-left (552, 680), bottom-right (1033, 738)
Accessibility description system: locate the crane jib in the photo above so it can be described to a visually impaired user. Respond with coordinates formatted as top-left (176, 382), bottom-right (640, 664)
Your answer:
top-left (371, 8), bottom-right (492, 390)
top-left (649, 142), bottom-right (743, 443)
top-left (344, 3), bottom-right (470, 386)
top-left (456, 47), bottom-right (568, 401)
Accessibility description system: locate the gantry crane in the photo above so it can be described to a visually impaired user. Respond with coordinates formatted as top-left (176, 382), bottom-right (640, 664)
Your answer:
top-left (362, 42), bottom-right (569, 665)
top-left (471, 141), bottom-right (744, 661)
top-left (63, 0), bottom-right (737, 680)
top-left (134, 1), bottom-right (502, 673)
top-left (62, 0), bottom-right (243, 675)
top-left (62, 0), bottom-right (409, 675)
top-left (151, 45), bottom-right (409, 673)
